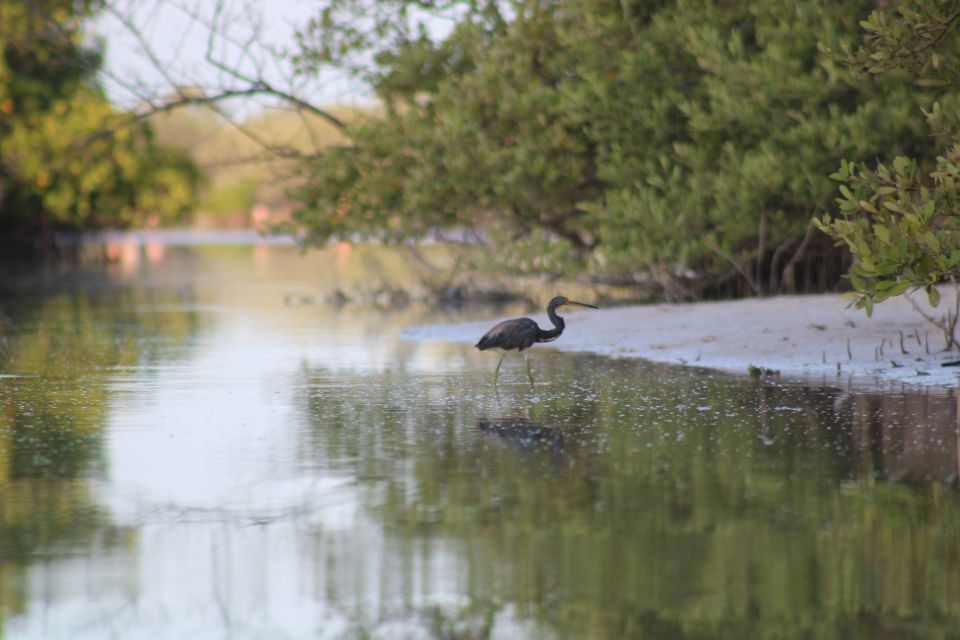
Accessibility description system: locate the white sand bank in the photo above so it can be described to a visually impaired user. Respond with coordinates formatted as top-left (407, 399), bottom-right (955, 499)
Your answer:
top-left (404, 289), bottom-right (960, 388)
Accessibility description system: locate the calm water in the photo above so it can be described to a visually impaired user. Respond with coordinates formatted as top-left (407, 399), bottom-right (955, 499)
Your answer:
top-left (1, 243), bottom-right (959, 640)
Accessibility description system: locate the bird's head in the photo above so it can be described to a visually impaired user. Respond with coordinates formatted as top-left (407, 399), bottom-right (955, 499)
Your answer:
top-left (549, 295), bottom-right (598, 310)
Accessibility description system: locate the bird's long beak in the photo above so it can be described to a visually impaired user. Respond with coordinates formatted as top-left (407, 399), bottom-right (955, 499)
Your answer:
top-left (566, 300), bottom-right (598, 309)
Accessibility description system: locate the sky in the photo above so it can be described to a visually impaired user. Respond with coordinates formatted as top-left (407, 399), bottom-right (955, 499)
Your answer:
top-left (93, 0), bottom-right (367, 117)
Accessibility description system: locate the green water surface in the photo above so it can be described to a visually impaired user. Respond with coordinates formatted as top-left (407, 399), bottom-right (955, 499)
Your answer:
top-left (0, 242), bottom-right (957, 639)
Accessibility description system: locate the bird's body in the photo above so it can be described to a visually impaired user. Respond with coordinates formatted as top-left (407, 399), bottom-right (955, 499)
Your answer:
top-left (475, 295), bottom-right (597, 386)
top-left (475, 317), bottom-right (553, 352)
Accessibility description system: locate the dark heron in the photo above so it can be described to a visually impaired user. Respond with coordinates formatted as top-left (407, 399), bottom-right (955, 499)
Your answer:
top-left (475, 295), bottom-right (598, 386)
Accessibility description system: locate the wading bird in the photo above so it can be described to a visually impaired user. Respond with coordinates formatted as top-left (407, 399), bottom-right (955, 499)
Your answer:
top-left (475, 295), bottom-right (598, 386)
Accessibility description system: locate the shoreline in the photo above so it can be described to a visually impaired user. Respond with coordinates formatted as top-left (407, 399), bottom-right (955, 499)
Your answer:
top-left (404, 289), bottom-right (960, 389)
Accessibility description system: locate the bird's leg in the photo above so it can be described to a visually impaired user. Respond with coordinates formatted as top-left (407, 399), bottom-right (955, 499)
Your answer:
top-left (524, 352), bottom-right (535, 386)
top-left (493, 352), bottom-right (507, 388)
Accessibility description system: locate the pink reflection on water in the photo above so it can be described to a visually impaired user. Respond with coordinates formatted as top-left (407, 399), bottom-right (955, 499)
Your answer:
top-left (334, 240), bottom-right (352, 266)
top-left (254, 241), bottom-right (269, 269)
top-left (145, 242), bottom-right (165, 263)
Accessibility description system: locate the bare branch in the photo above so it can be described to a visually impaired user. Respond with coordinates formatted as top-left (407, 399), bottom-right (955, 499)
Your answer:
top-left (100, 0), bottom-right (349, 132)
top-left (706, 238), bottom-right (761, 297)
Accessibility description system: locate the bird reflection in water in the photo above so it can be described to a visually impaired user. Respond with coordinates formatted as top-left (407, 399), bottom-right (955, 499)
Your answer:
top-left (478, 417), bottom-right (566, 458)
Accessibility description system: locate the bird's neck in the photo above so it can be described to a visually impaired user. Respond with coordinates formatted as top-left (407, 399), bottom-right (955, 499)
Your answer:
top-left (538, 306), bottom-right (565, 342)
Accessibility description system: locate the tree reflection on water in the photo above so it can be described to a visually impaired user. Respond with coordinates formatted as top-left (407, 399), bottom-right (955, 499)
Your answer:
top-left (0, 288), bottom-right (201, 629)
top-left (0, 243), bottom-right (957, 639)
top-left (296, 356), bottom-right (960, 639)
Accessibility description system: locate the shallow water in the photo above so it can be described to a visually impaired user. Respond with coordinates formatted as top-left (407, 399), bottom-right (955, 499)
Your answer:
top-left (0, 243), bottom-right (959, 639)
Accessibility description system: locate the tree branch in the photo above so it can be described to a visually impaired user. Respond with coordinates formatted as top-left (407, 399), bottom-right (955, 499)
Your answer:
top-left (100, 0), bottom-right (349, 133)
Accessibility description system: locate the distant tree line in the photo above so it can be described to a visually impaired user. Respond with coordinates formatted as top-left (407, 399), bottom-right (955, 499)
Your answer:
top-left (0, 1), bottom-right (199, 248)
top-left (289, 0), bottom-right (960, 301)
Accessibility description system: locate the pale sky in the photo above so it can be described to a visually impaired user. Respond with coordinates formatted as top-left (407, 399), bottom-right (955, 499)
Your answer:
top-left (94, 0), bottom-right (368, 116)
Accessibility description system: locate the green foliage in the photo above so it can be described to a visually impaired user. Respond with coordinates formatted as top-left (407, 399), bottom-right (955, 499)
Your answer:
top-left (566, 0), bottom-right (891, 295)
top-left (0, 1), bottom-right (200, 242)
top-left (294, 10), bottom-right (599, 275)
top-left (826, 2), bottom-right (960, 82)
top-left (815, 136), bottom-right (960, 314)
top-left (290, 0), bottom-right (954, 297)
top-left (815, 0), bottom-right (960, 313)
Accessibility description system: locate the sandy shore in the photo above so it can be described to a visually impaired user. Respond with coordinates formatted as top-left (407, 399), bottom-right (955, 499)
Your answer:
top-left (405, 288), bottom-right (960, 388)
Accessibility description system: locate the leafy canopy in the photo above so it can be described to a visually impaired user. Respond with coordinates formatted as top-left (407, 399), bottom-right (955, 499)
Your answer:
top-left (290, 0), bottom-right (960, 299)
top-left (815, 1), bottom-right (960, 314)
top-left (0, 1), bottom-right (200, 240)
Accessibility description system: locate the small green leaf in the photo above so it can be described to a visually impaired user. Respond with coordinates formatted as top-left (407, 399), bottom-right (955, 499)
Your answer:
top-left (887, 280), bottom-right (911, 297)
top-left (927, 286), bottom-right (941, 307)
top-left (857, 258), bottom-right (877, 275)
top-left (882, 201), bottom-right (903, 213)
top-left (849, 272), bottom-right (866, 291)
